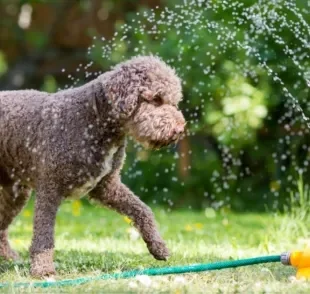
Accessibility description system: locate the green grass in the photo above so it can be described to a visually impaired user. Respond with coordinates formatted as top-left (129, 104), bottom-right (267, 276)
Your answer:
top-left (1, 195), bottom-right (310, 293)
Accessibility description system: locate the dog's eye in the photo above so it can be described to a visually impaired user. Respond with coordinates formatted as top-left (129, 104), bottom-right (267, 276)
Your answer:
top-left (153, 95), bottom-right (163, 106)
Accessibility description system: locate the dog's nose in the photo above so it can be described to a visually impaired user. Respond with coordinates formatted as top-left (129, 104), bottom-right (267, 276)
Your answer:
top-left (174, 124), bottom-right (185, 136)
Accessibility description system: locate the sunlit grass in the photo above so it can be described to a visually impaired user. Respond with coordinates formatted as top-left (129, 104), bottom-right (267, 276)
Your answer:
top-left (1, 189), bottom-right (310, 293)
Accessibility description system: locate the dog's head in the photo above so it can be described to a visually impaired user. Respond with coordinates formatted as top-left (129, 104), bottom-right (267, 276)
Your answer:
top-left (104, 55), bottom-right (186, 149)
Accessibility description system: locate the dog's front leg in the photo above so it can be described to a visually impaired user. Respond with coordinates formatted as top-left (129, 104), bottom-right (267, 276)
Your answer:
top-left (30, 184), bottom-right (62, 277)
top-left (89, 176), bottom-right (170, 260)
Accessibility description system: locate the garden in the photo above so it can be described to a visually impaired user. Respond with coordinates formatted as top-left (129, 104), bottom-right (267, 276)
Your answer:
top-left (0, 0), bottom-right (310, 292)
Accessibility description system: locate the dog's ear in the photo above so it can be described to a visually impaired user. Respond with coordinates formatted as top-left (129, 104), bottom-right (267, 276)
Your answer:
top-left (140, 87), bottom-right (164, 106)
top-left (115, 91), bottom-right (139, 118)
top-left (139, 87), bottom-right (153, 101)
top-left (103, 70), bottom-right (140, 119)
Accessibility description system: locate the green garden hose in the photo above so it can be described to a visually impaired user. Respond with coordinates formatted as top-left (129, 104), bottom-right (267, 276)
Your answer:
top-left (0, 255), bottom-right (281, 289)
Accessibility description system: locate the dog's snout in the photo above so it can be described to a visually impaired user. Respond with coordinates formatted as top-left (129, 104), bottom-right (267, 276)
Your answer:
top-left (174, 124), bottom-right (185, 136)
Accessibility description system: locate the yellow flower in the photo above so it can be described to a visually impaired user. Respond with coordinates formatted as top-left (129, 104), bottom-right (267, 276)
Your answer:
top-left (184, 224), bottom-right (193, 231)
top-left (222, 218), bottom-right (229, 226)
top-left (270, 181), bottom-right (281, 191)
top-left (13, 239), bottom-right (22, 245)
top-left (23, 209), bottom-right (31, 217)
top-left (194, 223), bottom-right (203, 230)
top-left (124, 216), bottom-right (132, 224)
top-left (72, 200), bottom-right (81, 216)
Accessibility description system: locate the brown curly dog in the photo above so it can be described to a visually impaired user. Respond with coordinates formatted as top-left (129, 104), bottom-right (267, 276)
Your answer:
top-left (0, 55), bottom-right (185, 277)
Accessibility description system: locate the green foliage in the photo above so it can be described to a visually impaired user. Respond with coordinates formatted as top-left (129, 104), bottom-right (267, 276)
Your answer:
top-left (25, 30), bottom-right (48, 49)
top-left (0, 51), bottom-right (7, 77)
top-left (205, 61), bottom-right (269, 148)
top-left (1, 0), bottom-right (309, 210)
top-left (41, 75), bottom-right (57, 93)
top-left (274, 176), bottom-right (310, 240)
top-left (89, 0), bottom-right (310, 211)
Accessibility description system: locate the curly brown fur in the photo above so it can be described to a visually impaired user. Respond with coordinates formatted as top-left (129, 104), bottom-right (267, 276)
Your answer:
top-left (0, 55), bottom-right (185, 277)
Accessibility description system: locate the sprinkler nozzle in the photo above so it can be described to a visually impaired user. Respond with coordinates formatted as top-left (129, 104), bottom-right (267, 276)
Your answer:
top-left (281, 249), bottom-right (310, 279)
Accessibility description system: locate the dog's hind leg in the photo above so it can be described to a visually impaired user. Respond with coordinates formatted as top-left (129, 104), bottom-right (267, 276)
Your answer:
top-left (0, 180), bottom-right (30, 261)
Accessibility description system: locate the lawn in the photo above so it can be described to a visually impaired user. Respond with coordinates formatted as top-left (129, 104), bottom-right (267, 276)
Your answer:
top-left (1, 198), bottom-right (310, 293)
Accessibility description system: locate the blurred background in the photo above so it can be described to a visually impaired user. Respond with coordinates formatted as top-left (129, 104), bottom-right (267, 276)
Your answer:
top-left (0, 0), bottom-right (309, 211)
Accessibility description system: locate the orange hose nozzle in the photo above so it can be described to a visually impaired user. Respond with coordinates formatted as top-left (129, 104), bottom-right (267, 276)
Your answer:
top-left (282, 249), bottom-right (310, 279)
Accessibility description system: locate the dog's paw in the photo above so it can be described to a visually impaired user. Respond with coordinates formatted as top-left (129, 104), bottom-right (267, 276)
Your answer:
top-left (30, 250), bottom-right (56, 278)
top-left (148, 241), bottom-right (170, 260)
top-left (30, 263), bottom-right (56, 278)
top-left (31, 268), bottom-right (56, 279)
top-left (0, 247), bottom-right (20, 261)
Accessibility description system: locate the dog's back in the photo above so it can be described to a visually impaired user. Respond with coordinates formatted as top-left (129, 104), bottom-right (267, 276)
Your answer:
top-left (0, 90), bottom-right (49, 174)
top-left (0, 89), bottom-right (48, 122)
